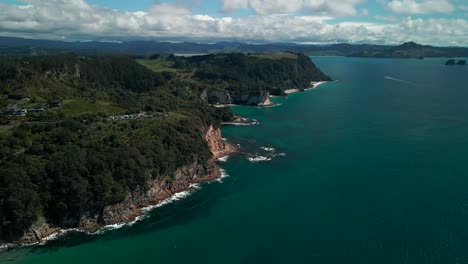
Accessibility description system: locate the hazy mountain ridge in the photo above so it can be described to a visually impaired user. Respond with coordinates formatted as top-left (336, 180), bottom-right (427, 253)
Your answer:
top-left (1, 37), bottom-right (467, 58)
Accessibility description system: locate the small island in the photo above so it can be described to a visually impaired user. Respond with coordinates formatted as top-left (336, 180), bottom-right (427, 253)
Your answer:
top-left (445, 59), bottom-right (466, 66)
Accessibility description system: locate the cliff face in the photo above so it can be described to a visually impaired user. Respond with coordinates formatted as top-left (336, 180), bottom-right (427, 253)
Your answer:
top-left (204, 125), bottom-right (237, 159)
top-left (196, 53), bottom-right (330, 106)
top-left (207, 90), bottom-right (232, 105)
top-left (10, 126), bottom-right (235, 247)
top-left (207, 89), bottom-right (271, 106)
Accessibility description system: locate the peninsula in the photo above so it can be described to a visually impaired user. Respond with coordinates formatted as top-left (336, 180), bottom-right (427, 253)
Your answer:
top-left (0, 52), bottom-right (330, 248)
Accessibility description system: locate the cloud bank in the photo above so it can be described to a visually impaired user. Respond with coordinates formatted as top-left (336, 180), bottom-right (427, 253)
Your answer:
top-left (0, 0), bottom-right (466, 46)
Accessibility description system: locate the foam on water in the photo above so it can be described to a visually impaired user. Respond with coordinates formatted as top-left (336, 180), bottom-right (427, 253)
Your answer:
top-left (0, 243), bottom-right (14, 251)
top-left (39, 228), bottom-right (81, 245)
top-left (247, 155), bottom-right (272, 162)
top-left (217, 155), bottom-right (230, 162)
top-left (261, 147), bottom-right (275, 152)
top-left (31, 175), bottom-right (221, 245)
top-left (189, 183), bottom-right (202, 190)
top-left (216, 168), bottom-right (230, 183)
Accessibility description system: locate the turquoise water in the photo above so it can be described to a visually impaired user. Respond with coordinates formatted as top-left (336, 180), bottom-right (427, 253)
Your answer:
top-left (2, 57), bottom-right (468, 263)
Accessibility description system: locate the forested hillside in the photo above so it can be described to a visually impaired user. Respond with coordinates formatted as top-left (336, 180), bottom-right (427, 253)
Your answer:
top-left (0, 54), bottom-right (232, 243)
top-left (0, 52), bottom-right (327, 244)
top-left (139, 52), bottom-right (331, 105)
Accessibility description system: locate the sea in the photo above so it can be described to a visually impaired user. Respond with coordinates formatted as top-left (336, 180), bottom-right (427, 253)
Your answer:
top-left (1, 56), bottom-right (468, 264)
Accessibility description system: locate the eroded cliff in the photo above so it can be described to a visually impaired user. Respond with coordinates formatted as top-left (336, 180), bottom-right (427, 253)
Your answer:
top-left (6, 126), bottom-right (236, 247)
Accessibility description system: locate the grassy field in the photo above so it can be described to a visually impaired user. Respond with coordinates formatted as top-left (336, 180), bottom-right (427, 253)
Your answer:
top-left (136, 59), bottom-right (178, 73)
top-left (60, 99), bottom-right (124, 117)
top-left (250, 52), bottom-right (298, 60)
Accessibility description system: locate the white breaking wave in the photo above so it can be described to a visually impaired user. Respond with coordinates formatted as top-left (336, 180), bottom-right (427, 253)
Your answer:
top-left (216, 168), bottom-right (230, 183)
top-left (147, 191), bottom-right (193, 211)
top-left (94, 189), bottom-right (194, 236)
top-left (39, 228), bottom-right (81, 245)
top-left (247, 150), bottom-right (286, 163)
top-left (0, 243), bottom-right (14, 251)
top-left (189, 183), bottom-right (202, 190)
top-left (248, 155), bottom-right (272, 163)
top-left (10, 166), bottom-right (235, 247)
top-left (260, 147), bottom-right (275, 152)
top-left (217, 155), bottom-right (230, 162)
top-left (227, 122), bottom-right (260, 126)
top-left (35, 181), bottom-right (210, 244)
top-left (223, 118), bottom-right (260, 126)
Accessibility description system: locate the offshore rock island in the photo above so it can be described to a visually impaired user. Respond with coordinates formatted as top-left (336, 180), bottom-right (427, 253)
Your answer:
top-left (0, 52), bottom-right (330, 248)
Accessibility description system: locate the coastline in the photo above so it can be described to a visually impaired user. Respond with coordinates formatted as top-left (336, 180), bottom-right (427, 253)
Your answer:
top-left (0, 125), bottom-right (238, 251)
top-left (222, 116), bottom-right (260, 126)
top-left (213, 80), bottom-right (329, 109)
top-left (1, 78), bottom-right (329, 250)
top-left (284, 81), bottom-right (328, 94)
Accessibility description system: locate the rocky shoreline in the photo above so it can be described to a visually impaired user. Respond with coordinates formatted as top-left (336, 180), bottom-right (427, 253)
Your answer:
top-left (284, 81), bottom-right (328, 94)
top-left (222, 116), bottom-right (260, 126)
top-left (0, 125), bottom-right (237, 251)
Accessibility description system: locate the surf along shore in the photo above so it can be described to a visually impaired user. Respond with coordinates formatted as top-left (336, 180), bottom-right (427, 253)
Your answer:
top-left (284, 81), bottom-right (328, 94)
top-left (0, 125), bottom-right (238, 251)
top-left (1, 80), bottom-right (329, 251)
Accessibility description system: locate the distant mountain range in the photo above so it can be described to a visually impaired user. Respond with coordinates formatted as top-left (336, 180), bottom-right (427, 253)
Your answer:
top-left (1, 36), bottom-right (467, 58)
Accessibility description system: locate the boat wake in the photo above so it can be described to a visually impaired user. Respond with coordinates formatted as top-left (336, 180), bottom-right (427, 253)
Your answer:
top-left (384, 76), bottom-right (413, 84)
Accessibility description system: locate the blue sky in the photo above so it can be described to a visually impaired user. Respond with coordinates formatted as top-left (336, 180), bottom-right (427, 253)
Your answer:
top-left (0, 0), bottom-right (467, 46)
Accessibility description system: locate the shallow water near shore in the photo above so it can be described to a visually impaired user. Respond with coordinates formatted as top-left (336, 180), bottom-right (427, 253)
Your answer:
top-left (2, 56), bottom-right (468, 263)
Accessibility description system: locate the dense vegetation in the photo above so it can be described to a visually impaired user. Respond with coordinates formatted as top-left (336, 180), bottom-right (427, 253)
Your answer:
top-left (0, 51), bottom-right (326, 243)
top-left (187, 53), bottom-right (330, 96)
top-left (0, 54), bottom-right (233, 243)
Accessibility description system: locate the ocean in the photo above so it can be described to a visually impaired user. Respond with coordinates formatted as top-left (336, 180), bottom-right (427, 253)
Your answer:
top-left (2, 56), bottom-right (468, 264)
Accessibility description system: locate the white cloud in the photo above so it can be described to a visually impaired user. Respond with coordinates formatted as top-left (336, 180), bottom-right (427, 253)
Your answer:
top-left (387, 0), bottom-right (455, 14)
top-left (220, 0), bottom-right (249, 12)
top-left (0, 1), bottom-right (466, 46)
top-left (220, 0), bottom-right (366, 16)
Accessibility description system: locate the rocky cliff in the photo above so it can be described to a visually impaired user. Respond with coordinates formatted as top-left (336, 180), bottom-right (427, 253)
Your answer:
top-left (5, 126), bottom-right (236, 247)
top-left (207, 89), bottom-right (271, 106)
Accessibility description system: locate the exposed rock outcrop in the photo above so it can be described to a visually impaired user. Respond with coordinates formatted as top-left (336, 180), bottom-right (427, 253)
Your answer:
top-left (445, 59), bottom-right (466, 66)
top-left (207, 89), bottom-right (271, 107)
top-left (6, 125), bottom-right (236, 247)
top-left (207, 90), bottom-right (232, 105)
top-left (14, 217), bottom-right (61, 246)
top-left (233, 90), bottom-right (270, 106)
top-left (204, 125), bottom-right (237, 159)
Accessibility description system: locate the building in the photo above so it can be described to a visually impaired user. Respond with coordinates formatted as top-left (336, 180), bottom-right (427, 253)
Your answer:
top-left (48, 100), bottom-right (62, 108)
top-left (4, 108), bottom-right (27, 116)
top-left (29, 105), bottom-right (46, 113)
top-left (8, 94), bottom-right (31, 100)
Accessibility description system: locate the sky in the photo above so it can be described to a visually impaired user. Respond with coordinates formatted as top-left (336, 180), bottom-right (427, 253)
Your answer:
top-left (0, 0), bottom-right (467, 46)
